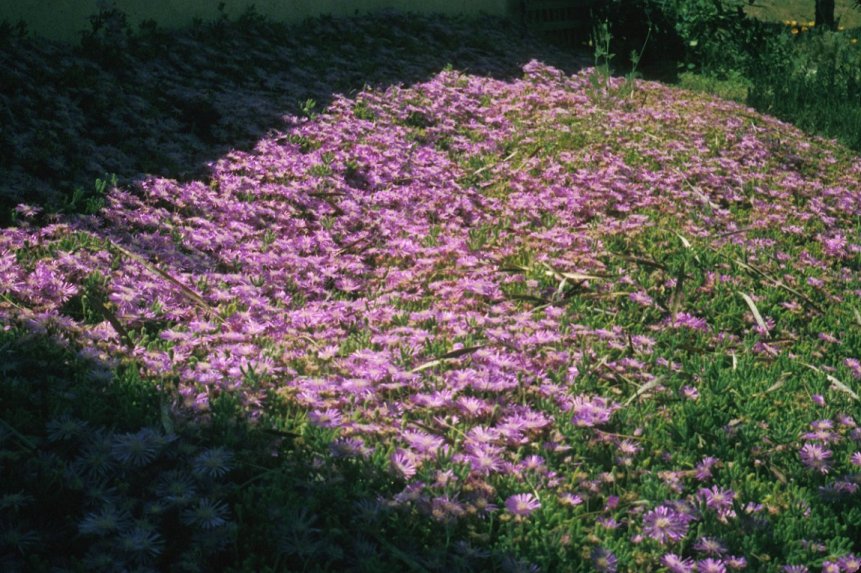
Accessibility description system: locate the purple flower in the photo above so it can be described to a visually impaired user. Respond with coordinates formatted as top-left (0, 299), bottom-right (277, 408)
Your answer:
top-left (308, 408), bottom-right (342, 428)
top-left (591, 547), bottom-right (618, 573)
top-left (839, 555), bottom-right (861, 573)
top-left (642, 505), bottom-right (691, 544)
top-left (519, 454), bottom-right (546, 473)
top-left (801, 539), bottom-right (827, 552)
top-left (605, 495), bottom-right (620, 510)
top-left (822, 561), bottom-right (840, 573)
top-left (819, 478), bottom-right (859, 500)
top-left (726, 555), bottom-right (748, 570)
top-left (430, 495), bottom-right (465, 523)
top-left (698, 485), bottom-right (735, 513)
top-left (464, 444), bottom-right (504, 475)
top-left (402, 429), bottom-right (446, 456)
top-left (505, 493), bottom-right (540, 517)
top-left (330, 437), bottom-right (371, 458)
top-left (390, 449), bottom-right (417, 479)
top-left (851, 452), bottom-right (861, 466)
top-left (695, 456), bottom-right (719, 481)
top-left (596, 515), bottom-right (619, 529)
top-left (559, 492), bottom-right (583, 506)
top-left (802, 427), bottom-right (842, 444)
top-left (845, 358), bottom-right (861, 379)
top-left (818, 332), bottom-right (841, 344)
top-left (661, 553), bottom-right (695, 573)
top-left (799, 443), bottom-right (833, 474)
top-left (821, 234), bottom-right (847, 257)
top-left (694, 537), bottom-right (728, 556)
top-left (629, 291), bottom-right (654, 306)
top-left (783, 566), bottom-right (809, 573)
top-left (663, 312), bottom-right (709, 331)
top-left (14, 203), bottom-right (41, 218)
top-left (570, 394), bottom-right (617, 428)
top-left (698, 559), bottom-right (727, 573)
top-left (680, 385), bottom-right (700, 400)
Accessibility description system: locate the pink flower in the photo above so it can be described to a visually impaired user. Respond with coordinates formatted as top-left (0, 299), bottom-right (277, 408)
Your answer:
top-left (694, 537), bottom-right (728, 556)
top-left (662, 553), bottom-right (695, 573)
top-left (570, 394), bottom-right (617, 428)
top-left (681, 385), bottom-right (700, 400)
top-left (845, 358), bottom-right (861, 379)
top-left (838, 554), bottom-right (861, 573)
top-left (642, 505), bottom-right (692, 544)
top-left (591, 547), bottom-right (618, 573)
top-left (390, 449), bottom-right (417, 479)
top-left (695, 456), bottom-right (719, 481)
top-left (663, 312), bottom-right (709, 331)
top-left (800, 443), bottom-right (833, 474)
top-left (698, 559), bottom-right (726, 573)
top-left (698, 485), bottom-right (735, 513)
top-left (14, 204), bottom-right (41, 218)
top-left (505, 493), bottom-right (540, 517)
top-left (307, 408), bottom-right (342, 428)
top-left (559, 492), bottom-right (583, 506)
top-left (629, 291), bottom-right (654, 306)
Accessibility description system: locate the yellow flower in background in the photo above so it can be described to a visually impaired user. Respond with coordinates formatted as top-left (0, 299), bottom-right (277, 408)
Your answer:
top-left (801, 26), bottom-right (809, 32)
top-left (791, 28), bottom-right (800, 35)
top-left (852, 38), bottom-right (859, 44)
top-left (807, 21), bottom-right (815, 27)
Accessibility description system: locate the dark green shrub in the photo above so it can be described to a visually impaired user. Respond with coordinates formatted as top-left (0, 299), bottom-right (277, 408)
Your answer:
top-left (595, 0), bottom-right (685, 71)
top-left (599, 0), bottom-right (767, 76)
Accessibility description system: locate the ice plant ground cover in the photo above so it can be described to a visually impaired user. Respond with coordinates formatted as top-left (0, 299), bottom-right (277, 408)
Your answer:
top-left (2, 12), bottom-right (861, 573)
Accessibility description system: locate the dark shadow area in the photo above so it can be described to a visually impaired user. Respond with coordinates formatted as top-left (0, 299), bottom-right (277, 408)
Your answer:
top-left (0, 6), bottom-right (591, 225)
top-left (0, 326), bottom-right (520, 572)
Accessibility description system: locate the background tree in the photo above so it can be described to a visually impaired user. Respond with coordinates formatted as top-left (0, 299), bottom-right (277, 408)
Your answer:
top-left (815, 0), bottom-right (836, 29)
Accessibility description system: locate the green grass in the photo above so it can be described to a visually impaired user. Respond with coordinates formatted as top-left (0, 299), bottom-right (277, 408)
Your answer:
top-left (746, 0), bottom-right (861, 29)
top-left (677, 70), bottom-right (751, 103)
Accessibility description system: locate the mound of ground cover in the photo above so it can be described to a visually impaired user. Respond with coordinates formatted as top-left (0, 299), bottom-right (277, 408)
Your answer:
top-left (2, 47), bottom-right (861, 572)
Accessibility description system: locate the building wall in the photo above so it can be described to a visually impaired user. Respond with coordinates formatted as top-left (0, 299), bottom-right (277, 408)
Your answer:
top-left (1, 0), bottom-right (513, 42)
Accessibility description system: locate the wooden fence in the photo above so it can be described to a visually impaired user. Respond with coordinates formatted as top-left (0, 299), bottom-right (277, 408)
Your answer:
top-left (516, 0), bottom-right (599, 46)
